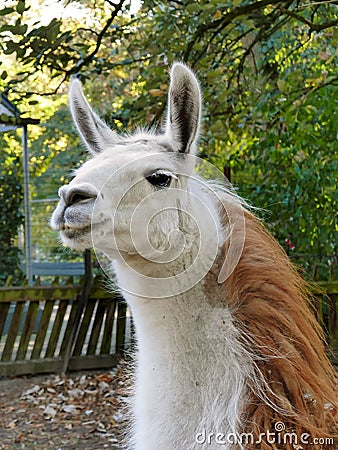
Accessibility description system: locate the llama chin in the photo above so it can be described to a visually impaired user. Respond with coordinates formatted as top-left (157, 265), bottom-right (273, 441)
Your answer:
top-left (51, 63), bottom-right (337, 449)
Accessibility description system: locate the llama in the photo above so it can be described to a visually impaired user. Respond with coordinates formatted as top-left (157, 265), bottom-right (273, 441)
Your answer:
top-left (51, 63), bottom-right (336, 449)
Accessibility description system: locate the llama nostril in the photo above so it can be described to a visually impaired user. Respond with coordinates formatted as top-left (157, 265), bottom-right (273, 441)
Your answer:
top-left (59, 185), bottom-right (98, 207)
top-left (68, 190), bottom-right (95, 205)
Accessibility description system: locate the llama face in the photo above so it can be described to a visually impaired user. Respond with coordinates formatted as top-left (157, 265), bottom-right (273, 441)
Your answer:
top-left (51, 140), bottom-right (194, 256)
top-left (51, 64), bottom-right (205, 261)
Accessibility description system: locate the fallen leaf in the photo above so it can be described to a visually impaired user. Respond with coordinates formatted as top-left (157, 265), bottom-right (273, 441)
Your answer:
top-left (98, 381), bottom-right (109, 391)
top-left (44, 404), bottom-right (57, 418)
top-left (68, 388), bottom-right (83, 397)
top-left (82, 420), bottom-right (96, 426)
top-left (97, 373), bottom-right (113, 383)
top-left (112, 412), bottom-right (124, 423)
top-left (79, 375), bottom-right (87, 384)
top-left (6, 419), bottom-right (17, 429)
top-left (62, 404), bottom-right (79, 414)
top-left (84, 387), bottom-right (98, 395)
top-left (14, 433), bottom-right (25, 443)
top-left (47, 387), bottom-right (56, 394)
top-left (21, 385), bottom-right (41, 397)
top-left (96, 422), bottom-right (107, 433)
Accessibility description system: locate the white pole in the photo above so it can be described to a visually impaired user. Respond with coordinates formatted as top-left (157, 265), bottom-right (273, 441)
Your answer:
top-left (22, 124), bottom-right (33, 284)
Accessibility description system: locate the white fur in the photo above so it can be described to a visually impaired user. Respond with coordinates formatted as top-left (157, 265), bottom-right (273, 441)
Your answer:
top-left (116, 274), bottom-right (250, 449)
top-left (51, 63), bottom-right (253, 449)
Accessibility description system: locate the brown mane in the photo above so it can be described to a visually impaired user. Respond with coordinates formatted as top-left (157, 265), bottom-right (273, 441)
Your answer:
top-left (208, 208), bottom-right (337, 448)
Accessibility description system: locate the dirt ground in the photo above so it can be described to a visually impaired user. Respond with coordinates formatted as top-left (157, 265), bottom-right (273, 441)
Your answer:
top-left (0, 364), bottom-right (129, 449)
top-left (3, 364), bottom-right (336, 450)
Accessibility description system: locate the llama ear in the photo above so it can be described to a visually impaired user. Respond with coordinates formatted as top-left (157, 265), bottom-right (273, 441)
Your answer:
top-left (165, 63), bottom-right (201, 154)
top-left (69, 79), bottom-right (119, 154)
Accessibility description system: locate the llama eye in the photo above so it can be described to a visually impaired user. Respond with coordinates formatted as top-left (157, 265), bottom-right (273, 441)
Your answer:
top-left (146, 171), bottom-right (173, 188)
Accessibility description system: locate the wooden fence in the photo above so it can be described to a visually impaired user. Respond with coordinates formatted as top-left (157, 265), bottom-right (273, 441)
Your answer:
top-left (0, 273), bottom-right (130, 377)
top-left (0, 273), bottom-right (337, 377)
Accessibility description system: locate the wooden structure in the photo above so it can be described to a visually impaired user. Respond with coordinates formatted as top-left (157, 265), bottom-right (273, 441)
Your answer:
top-left (0, 273), bottom-right (129, 377)
top-left (0, 270), bottom-right (336, 377)
top-left (1, 93), bottom-right (40, 284)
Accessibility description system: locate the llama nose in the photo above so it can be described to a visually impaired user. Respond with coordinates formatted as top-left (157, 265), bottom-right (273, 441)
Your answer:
top-left (58, 184), bottom-right (98, 207)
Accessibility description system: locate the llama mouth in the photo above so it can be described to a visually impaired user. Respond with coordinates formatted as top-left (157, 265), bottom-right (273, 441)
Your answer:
top-left (60, 224), bottom-right (92, 240)
top-left (60, 219), bottom-right (110, 240)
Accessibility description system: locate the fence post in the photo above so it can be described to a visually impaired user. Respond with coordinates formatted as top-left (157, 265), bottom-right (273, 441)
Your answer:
top-left (22, 124), bottom-right (33, 284)
top-left (116, 300), bottom-right (127, 355)
top-left (61, 249), bottom-right (92, 374)
top-left (223, 166), bottom-right (231, 183)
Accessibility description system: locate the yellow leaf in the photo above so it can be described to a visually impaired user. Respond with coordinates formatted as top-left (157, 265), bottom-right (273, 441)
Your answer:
top-left (149, 89), bottom-right (164, 97)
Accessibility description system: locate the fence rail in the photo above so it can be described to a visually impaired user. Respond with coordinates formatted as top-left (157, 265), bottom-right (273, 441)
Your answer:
top-left (0, 274), bottom-right (130, 377)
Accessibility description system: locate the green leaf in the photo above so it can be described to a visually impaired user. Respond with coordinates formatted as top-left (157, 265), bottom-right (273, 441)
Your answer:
top-left (0, 7), bottom-right (15, 16)
top-left (186, 4), bottom-right (203, 13)
top-left (277, 79), bottom-right (287, 93)
top-left (4, 40), bottom-right (18, 54)
top-left (10, 23), bottom-right (28, 35)
top-left (16, 0), bottom-right (25, 15)
top-left (46, 20), bottom-right (61, 43)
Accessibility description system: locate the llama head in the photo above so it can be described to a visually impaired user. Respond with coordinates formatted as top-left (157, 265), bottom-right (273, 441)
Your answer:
top-left (51, 64), bottom-right (218, 259)
top-left (51, 63), bottom-right (246, 296)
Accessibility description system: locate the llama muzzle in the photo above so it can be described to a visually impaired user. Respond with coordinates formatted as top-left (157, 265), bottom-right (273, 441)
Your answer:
top-left (58, 183), bottom-right (99, 207)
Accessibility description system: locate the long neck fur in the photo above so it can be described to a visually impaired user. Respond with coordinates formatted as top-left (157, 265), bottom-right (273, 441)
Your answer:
top-left (206, 201), bottom-right (337, 448)
top-left (115, 188), bottom-right (337, 450)
top-left (225, 210), bottom-right (337, 447)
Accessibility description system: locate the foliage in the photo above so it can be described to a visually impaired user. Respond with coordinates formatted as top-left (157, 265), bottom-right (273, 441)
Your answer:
top-left (235, 82), bottom-right (337, 276)
top-left (0, 0), bottom-right (337, 279)
top-left (0, 130), bottom-right (25, 284)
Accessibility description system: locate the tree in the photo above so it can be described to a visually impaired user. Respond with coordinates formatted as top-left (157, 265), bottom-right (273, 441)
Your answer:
top-left (0, 129), bottom-right (25, 284)
top-left (0, 0), bottom-right (337, 279)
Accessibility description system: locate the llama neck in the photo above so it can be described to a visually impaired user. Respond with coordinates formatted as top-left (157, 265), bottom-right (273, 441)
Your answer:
top-left (114, 259), bottom-right (251, 450)
top-left (109, 190), bottom-right (252, 449)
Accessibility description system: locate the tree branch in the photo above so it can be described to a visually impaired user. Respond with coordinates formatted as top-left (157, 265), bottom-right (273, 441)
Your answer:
top-left (267, 74), bottom-right (338, 129)
top-left (183, 0), bottom-right (288, 61)
top-left (279, 6), bottom-right (338, 31)
top-left (67, 0), bottom-right (127, 77)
